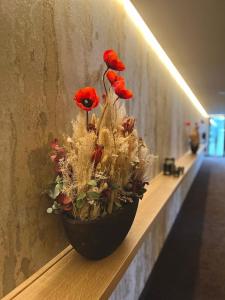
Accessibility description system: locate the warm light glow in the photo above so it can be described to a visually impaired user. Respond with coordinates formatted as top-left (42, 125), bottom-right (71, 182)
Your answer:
top-left (120, 0), bottom-right (209, 118)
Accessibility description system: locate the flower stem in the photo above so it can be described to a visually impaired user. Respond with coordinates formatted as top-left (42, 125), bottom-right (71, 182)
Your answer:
top-left (113, 97), bottom-right (120, 106)
top-left (103, 67), bottom-right (109, 96)
top-left (96, 102), bottom-right (108, 141)
top-left (86, 111), bottom-right (89, 131)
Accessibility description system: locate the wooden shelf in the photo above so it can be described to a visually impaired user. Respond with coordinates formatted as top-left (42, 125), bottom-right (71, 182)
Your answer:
top-left (2, 147), bottom-right (204, 300)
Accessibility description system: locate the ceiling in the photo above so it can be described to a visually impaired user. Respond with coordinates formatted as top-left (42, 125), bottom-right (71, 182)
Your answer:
top-left (132, 0), bottom-right (225, 114)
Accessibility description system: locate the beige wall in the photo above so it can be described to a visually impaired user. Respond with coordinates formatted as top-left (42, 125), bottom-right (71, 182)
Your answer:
top-left (0, 0), bottom-right (203, 297)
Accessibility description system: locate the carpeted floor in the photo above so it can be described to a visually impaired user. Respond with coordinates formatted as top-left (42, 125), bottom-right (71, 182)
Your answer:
top-left (140, 157), bottom-right (225, 300)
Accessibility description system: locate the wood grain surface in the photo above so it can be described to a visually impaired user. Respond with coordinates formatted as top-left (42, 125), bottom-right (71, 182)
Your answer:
top-left (2, 147), bottom-right (204, 300)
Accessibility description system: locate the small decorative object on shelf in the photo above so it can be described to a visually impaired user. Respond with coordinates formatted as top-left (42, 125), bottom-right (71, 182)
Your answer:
top-left (189, 123), bottom-right (200, 154)
top-left (163, 158), bottom-right (175, 175)
top-left (185, 121), bottom-right (200, 154)
top-left (178, 166), bottom-right (185, 175)
top-left (163, 158), bottom-right (184, 177)
top-left (47, 49), bottom-right (155, 260)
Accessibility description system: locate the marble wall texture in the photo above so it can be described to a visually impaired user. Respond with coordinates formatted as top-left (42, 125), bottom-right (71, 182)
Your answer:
top-left (0, 0), bottom-right (203, 297)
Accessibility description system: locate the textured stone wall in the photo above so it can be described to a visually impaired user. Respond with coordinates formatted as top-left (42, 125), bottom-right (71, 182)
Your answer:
top-left (110, 150), bottom-right (204, 300)
top-left (0, 0), bottom-right (202, 297)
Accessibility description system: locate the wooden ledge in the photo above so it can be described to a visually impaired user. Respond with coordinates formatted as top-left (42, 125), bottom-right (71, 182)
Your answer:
top-left (3, 147), bottom-right (204, 300)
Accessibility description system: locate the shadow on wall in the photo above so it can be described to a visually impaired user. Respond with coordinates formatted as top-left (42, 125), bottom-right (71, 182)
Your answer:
top-left (139, 162), bottom-right (210, 300)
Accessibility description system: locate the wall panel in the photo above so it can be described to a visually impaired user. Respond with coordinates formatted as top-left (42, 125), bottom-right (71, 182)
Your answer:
top-left (0, 0), bottom-right (202, 296)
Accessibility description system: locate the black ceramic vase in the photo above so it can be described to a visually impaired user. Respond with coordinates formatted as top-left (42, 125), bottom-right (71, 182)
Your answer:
top-left (62, 199), bottom-right (139, 260)
top-left (190, 143), bottom-right (199, 154)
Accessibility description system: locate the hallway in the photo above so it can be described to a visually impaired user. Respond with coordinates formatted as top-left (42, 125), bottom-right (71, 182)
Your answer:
top-left (140, 158), bottom-right (225, 300)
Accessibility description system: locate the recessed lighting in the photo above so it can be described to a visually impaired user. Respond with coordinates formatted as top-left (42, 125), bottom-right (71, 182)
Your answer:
top-left (210, 119), bottom-right (217, 127)
top-left (119, 0), bottom-right (209, 118)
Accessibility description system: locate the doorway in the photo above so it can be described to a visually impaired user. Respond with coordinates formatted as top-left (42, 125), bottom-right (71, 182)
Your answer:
top-left (208, 115), bottom-right (225, 156)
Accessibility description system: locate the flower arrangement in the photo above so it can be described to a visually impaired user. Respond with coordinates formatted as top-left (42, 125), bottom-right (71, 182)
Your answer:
top-left (185, 121), bottom-right (200, 154)
top-left (185, 121), bottom-right (200, 145)
top-left (189, 123), bottom-right (200, 146)
top-left (47, 49), bottom-right (153, 221)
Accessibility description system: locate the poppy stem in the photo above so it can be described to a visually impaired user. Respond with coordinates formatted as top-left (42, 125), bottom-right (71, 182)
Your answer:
top-left (96, 102), bottom-right (108, 141)
top-left (113, 97), bottom-right (120, 106)
top-left (86, 111), bottom-right (89, 131)
top-left (103, 67), bottom-right (109, 96)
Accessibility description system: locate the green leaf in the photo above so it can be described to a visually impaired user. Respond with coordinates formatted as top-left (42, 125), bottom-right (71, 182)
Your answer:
top-left (55, 175), bottom-right (62, 184)
top-left (77, 192), bottom-right (86, 201)
top-left (54, 184), bottom-right (61, 198)
top-left (48, 189), bottom-right (54, 199)
top-left (110, 182), bottom-right (120, 190)
top-left (52, 201), bottom-right (60, 210)
top-left (87, 191), bottom-right (100, 200)
top-left (48, 184), bottom-right (60, 199)
top-left (76, 198), bottom-right (85, 208)
top-left (88, 180), bottom-right (97, 187)
top-left (76, 192), bottom-right (86, 209)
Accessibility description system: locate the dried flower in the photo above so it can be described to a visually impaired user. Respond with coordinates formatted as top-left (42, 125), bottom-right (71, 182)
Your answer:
top-left (91, 144), bottom-right (104, 168)
top-left (74, 87), bottom-right (99, 111)
top-left (50, 139), bottom-right (65, 173)
top-left (122, 117), bottom-right (135, 135)
top-left (58, 193), bottom-right (72, 211)
top-left (103, 49), bottom-right (125, 71)
top-left (47, 49), bottom-right (153, 221)
top-left (87, 123), bottom-right (97, 133)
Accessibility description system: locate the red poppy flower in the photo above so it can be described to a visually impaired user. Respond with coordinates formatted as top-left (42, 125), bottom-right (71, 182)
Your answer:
top-left (74, 87), bottom-right (99, 111)
top-left (106, 70), bottom-right (125, 86)
top-left (103, 49), bottom-right (125, 71)
top-left (113, 81), bottom-right (133, 100)
top-left (185, 121), bottom-right (191, 126)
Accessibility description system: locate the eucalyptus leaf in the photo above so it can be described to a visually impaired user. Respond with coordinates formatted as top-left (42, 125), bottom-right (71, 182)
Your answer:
top-left (76, 197), bottom-right (85, 209)
top-left (110, 182), bottom-right (120, 190)
top-left (47, 185), bottom-right (60, 199)
top-left (87, 191), bottom-right (100, 200)
top-left (75, 192), bottom-right (86, 209)
top-left (77, 192), bottom-right (86, 201)
top-left (55, 175), bottom-right (62, 184)
top-left (53, 184), bottom-right (61, 198)
top-left (88, 180), bottom-right (97, 187)
top-left (47, 189), bottom-right (55, 199)
top-left (52, 201), bottom-right (60, 210)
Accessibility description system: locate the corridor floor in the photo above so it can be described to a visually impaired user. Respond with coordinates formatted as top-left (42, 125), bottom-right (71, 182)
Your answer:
top-left (140, 157), bottom-right (225, 300)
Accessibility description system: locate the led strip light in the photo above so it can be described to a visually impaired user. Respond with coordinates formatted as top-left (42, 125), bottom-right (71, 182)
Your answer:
top-left (119, 0), bottom-right (209, 118)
